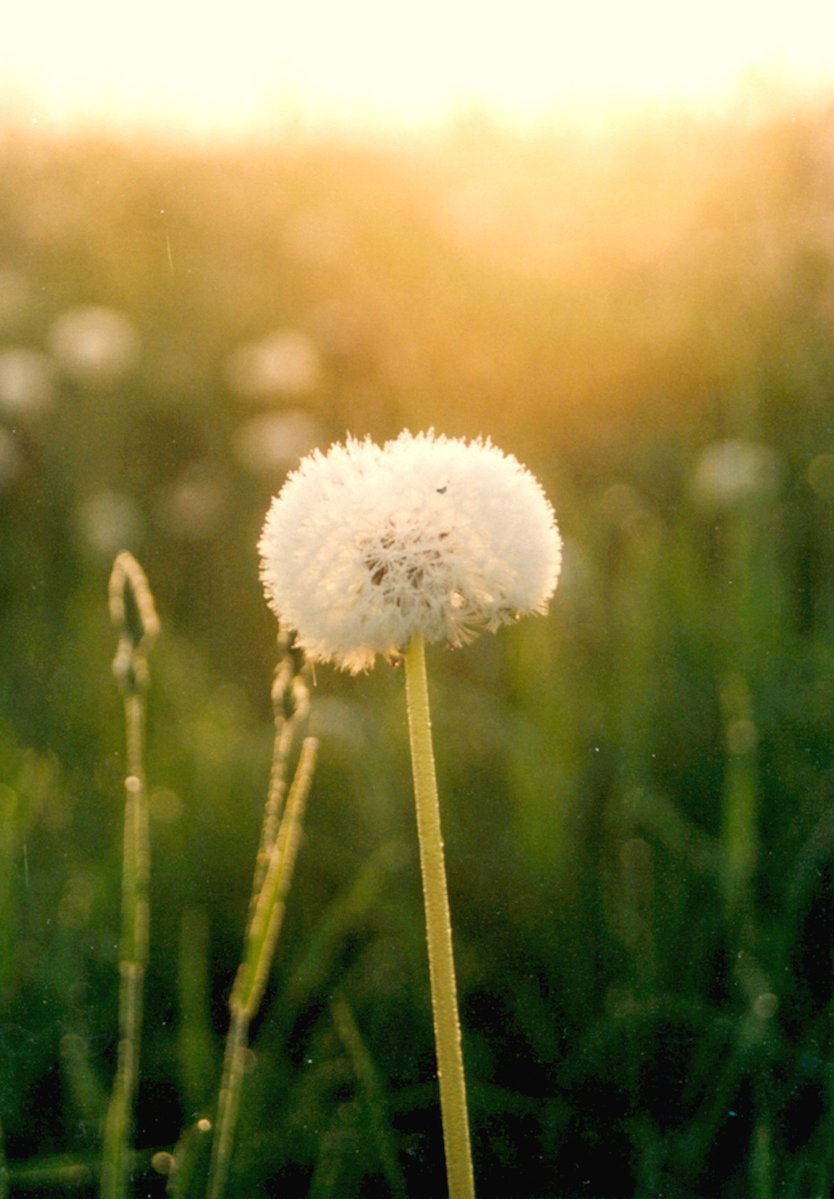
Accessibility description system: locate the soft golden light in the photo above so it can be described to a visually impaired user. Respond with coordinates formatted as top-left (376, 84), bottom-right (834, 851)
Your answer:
top-left (3, 0), bottom-right (834, 137)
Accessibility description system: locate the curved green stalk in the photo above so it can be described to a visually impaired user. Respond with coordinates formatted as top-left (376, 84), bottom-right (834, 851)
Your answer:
top-left (404, 632), bottom-right (475, 1199)
top-left (102, 553), bottom-right (158, 1199)
top-left (205, 634), bottom-right (315, 1199)
top-left (206, 734), bottom-right (317, 1199)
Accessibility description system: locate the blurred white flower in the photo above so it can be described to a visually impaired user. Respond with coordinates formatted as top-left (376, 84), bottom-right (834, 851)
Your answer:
top-left (225, 329), bottom-right (322, 401)
top-left (259, 430), bottom-right (561, 673)
top-left (48, 306), bottom-right (139, 387)
top-left (692, 439), bottom-right (781, 507)
top-left (77, 491), bottom-right (142, 556)
top-left (234, 409), bottom-right (324, 475)
top-left (160, 462), bottom-right (226, 541)
top-left (0, 347), bottom-right (54, 415)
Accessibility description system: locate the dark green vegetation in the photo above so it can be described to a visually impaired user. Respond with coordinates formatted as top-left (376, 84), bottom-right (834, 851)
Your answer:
top-left (2, 101), bottom-right (834, 1196)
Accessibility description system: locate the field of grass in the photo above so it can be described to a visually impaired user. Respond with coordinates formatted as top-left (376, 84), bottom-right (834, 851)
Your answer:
top-left (1, 100), bottom-right (834, 1197)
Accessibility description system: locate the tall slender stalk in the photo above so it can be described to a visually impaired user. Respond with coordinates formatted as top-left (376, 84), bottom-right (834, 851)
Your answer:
top-left (0, 1116), bottom-right (9, 1199)
top-left (404, 631), bottom-right (475, 1199)
top-left (206, 633), bottom-right (316, 1199)
top-left (101, 553), bottom-right (159, 1199)
top-left (206, 737), bottom-right (316, 1199)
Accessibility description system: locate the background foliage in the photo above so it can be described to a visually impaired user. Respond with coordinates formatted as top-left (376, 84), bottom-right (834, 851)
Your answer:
top-left (2, 100), bottom-right (834, 1196)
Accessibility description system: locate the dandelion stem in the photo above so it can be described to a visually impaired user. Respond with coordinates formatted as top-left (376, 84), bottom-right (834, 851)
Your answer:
top-left (404, 631), bottom-right (475, 1199)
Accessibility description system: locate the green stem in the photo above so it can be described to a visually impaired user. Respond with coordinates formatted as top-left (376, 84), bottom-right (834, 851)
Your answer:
top-left (403, 632), bottom-right (475, 1199)
top-left (0, 1116), bottom-right (9, 1199)
top-left (251, 634), bottom-right (309, 909)
top-left (206, 736), bottom-right (317, 1199)
top-left (719, 672), bottom-right (759, 917)
top-left (101, 692), bottom-right (150, 1199)
top-left (205, 1009), bottom-right (251, 1199)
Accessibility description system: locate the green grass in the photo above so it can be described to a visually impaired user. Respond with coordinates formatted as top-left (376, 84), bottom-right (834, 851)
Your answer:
top-left (1, 101), bottom-right (834, 1196)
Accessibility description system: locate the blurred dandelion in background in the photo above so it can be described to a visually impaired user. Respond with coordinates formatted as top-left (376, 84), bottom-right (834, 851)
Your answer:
top-left (0, 347), bottom-right (54, 416)
top-left (691, 438), bottom-right (782, 507)
top-left (233, 409), bottom-right (324, 476)
top-left (48, 306), bottom-right (140, 388)
top-left (77, 490), bottom-right (143, 557)
top-left (158, 461), bottom-right (227, 541)
top-left (224, 329), bottom-right (322, 401)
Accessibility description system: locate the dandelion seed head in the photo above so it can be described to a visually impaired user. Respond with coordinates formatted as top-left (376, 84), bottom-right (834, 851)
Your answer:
top-left (258, 430), bottom-right (561, 673)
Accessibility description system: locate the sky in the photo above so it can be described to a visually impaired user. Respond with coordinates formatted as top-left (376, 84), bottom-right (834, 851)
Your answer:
top-left (3, 0), bottom-right (834, 139)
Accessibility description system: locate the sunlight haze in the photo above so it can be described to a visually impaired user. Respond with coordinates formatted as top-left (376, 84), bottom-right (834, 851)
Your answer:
top-left (3, 0), bottom-right (834, 138)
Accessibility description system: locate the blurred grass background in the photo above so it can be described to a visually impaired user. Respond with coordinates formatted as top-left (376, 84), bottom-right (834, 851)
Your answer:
top-left (1, 100), bottom-right (834, 1197)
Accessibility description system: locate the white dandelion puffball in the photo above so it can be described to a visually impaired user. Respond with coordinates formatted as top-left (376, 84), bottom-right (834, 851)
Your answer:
top-left (258, 430), bottom-right (562, 673)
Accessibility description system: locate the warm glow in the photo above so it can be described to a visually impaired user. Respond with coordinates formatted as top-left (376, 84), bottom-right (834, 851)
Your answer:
top-left (3, 0), bottom-right (834, 137)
